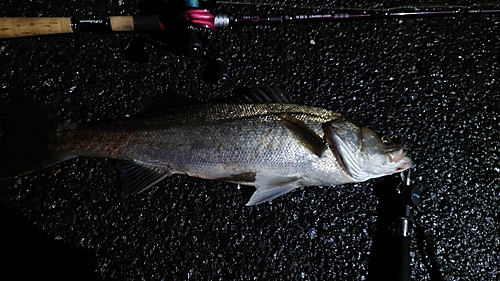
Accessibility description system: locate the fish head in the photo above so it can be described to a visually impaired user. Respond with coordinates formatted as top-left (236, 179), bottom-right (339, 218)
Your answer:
top-left (323, 117), bottom-right (413, 182)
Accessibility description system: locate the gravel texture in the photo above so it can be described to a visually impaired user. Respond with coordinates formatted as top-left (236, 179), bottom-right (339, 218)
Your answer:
top-left (0, 0), bottom-right (499, 280)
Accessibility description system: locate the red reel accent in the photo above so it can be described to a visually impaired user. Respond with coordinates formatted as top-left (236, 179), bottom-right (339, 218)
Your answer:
top-left (181, 9), bottom-right (216, 34)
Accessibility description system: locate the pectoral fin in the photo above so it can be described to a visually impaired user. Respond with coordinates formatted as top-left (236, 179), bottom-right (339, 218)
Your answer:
top-left (246, 172), bottom-right (302, 205)
top-left (279, 113), bottom-right (327, 157)
top-left (117, 160), bottom-right (171, 197)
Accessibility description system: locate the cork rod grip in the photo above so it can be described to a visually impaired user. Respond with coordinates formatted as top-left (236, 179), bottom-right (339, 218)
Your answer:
top-left (0, 16), bottom-right (138, 38)
top-left (109, 16), bottom-right (134, 31)
top-left (0, 17), bottom-right (73, 38)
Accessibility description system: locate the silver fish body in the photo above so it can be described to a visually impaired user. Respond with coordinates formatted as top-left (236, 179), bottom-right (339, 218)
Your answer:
top-left (1, 92), bottom-right (413, 205)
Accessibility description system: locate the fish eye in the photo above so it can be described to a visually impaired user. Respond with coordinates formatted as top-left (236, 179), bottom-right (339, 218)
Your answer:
top-left (381, 135), bottom-right (391, 145)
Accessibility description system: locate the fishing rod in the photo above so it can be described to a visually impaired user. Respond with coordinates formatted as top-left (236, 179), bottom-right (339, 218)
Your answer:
top-left (3, 2), bottom-right (500, 36)
top-left (1, 0), bottom-right (499, 84)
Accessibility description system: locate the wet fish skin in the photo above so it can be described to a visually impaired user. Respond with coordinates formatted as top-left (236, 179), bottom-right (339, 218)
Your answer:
top-left (0, 92), bottom-right (413, 205)
top-left (56, 103), bottom-right (352, 193)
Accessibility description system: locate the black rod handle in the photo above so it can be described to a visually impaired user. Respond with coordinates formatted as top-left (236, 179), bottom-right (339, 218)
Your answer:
top-left (367, 177), bottom-right (414, 281)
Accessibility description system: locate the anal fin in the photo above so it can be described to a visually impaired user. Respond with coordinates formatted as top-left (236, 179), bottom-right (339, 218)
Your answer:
top-left (117, 160), bottom-right (171, 197)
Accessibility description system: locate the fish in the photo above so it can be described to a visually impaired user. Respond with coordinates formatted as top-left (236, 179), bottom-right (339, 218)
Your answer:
top-left (0, 86), bottom-right (413, 205)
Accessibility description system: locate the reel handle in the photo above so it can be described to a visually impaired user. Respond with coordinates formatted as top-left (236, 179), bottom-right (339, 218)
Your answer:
top-left (202, 58), bottom-right (230, 84)
top-left (183, 28), bottom-right (204, 55)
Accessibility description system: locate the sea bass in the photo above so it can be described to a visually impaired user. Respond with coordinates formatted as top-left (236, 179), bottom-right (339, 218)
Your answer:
top-left (0, 87), bottom-right (413, 205)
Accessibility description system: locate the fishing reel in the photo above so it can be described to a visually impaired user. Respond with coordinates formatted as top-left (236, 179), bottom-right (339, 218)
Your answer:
top-left (125, 0), bottom-right (230, 84)
top-left (179, 6), bottom-right (230, 84)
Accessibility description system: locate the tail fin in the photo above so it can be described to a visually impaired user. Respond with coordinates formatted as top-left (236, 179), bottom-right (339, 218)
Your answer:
top-left (0, 94), bottom-right (62, 179)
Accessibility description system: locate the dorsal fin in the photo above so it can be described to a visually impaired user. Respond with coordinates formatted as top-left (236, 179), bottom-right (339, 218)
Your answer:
top-left (138, 85), bottom-right (294, 116)
top-left (223, 85), bottom-right (295, 104)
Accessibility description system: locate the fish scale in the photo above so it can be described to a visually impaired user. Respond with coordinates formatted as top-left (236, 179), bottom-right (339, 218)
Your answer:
top-left (57, 104), bottom-right (343, 182)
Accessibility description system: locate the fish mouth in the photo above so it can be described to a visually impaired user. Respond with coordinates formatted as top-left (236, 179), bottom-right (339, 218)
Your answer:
top-left (386, 147), bottom-right (408, 163)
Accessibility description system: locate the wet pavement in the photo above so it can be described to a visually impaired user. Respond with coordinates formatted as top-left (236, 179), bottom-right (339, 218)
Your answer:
top-left (0, 0), bottom-right (499, 280)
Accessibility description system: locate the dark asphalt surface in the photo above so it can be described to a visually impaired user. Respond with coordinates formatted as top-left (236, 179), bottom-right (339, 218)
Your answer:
top-left (1, 0), bottom-right (499, 280)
